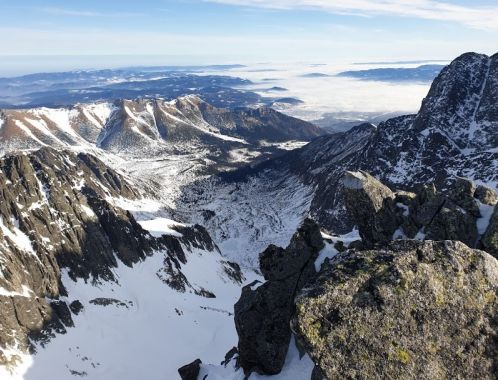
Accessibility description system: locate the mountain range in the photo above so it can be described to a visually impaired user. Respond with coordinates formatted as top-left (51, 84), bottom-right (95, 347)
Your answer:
top-left (0, 51), bottom-right (498, 379)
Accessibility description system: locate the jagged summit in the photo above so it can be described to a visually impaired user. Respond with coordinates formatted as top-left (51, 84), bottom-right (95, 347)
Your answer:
top-left (414, 52), bottom-right (498, 151)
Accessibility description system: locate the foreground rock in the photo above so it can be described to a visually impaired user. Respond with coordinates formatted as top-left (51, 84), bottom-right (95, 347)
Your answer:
top-left (234, 219), bottom-right (324, 375)
top-left (294, 240), bottom-right (498, 380)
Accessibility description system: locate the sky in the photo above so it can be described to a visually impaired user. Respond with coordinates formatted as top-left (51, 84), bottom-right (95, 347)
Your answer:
top-left (1, 0), bottom-right (497, 74)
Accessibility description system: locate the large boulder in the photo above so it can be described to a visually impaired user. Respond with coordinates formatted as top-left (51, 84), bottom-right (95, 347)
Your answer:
top-left (342, 171), bottom-right (399, 245)
top-left (475, 184), bottom-right (498, 206)
top-left (178, 359), bottom-right (202, 380)
top-left (343, 171), bottom-right (493, 250)
top-left (293, 240), bottom-right (498, 380)
top-left (234, 219), bottom-right (324, 375)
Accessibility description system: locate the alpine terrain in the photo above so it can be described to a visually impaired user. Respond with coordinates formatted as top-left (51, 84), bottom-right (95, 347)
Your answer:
top-left (0, 50), bottom-right (498, 380)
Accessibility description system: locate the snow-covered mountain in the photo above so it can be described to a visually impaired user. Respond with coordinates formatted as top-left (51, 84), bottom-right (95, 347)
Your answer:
top-left (180, 52), bottom-right (498, 245)
top-left (0, 95), bottom-right (322, 156)
top-left (1, 51), bottom-right (498, 379)
top-left (0, 147), bottom-right (250, 379)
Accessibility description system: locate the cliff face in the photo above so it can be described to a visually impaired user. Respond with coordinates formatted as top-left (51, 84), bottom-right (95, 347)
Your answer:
top-left (0, 148), bottom-right (225, 370)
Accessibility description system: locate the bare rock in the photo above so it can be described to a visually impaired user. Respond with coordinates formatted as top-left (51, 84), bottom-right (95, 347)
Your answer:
top-left (234, 219), bottom-right (324, 375)
top-left (178, 358), bottom-right (202, 380)
top-left (294, 240), bottom-right (498, 380)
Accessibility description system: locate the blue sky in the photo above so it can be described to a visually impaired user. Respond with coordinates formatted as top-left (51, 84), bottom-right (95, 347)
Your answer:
top-left (1, 0), bottom-right (497, 72)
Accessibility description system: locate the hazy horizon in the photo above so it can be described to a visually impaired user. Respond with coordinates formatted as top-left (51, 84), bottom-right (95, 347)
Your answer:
top-left (1, 1), bottom-right (497, 76)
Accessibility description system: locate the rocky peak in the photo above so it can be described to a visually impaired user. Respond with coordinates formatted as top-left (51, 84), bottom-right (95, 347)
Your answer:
top-left (342, 171), bottom-right (498, 256)
top-left (414, 52), bottom-right (498, 151)
top-left (234, 219), bottom-right (324, 375)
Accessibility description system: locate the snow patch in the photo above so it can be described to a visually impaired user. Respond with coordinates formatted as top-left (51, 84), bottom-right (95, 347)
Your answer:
top-left (343, 171), bottom-right (367, 189)
top-left (477, 202), bottom-right (495, 235)
top-left (0, 285), bottom-right (33, 298)
top-left (137, 217), bottom-right (186, 238)
top-left (199, 336), bottom-right (314, 380)
top-left (0, 217), bottom-right (37, 257)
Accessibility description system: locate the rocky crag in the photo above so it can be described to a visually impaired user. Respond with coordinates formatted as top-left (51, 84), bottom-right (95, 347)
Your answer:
top-left (342, 170), bottom-right (498, 257)
top-left (214, 172), bottom-right (498, 379)
top-left (0, 147), bottom-right (234, 369)
top-left (234, 219), bottom-right (324, 375)
top-left (294, 239), bottom-right (498, 379)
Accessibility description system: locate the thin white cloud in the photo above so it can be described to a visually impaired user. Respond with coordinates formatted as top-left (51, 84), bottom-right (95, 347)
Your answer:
top-left (204, 0), bottom-right (498, 30)
top-left (39, 7), bottom-right (143, 18)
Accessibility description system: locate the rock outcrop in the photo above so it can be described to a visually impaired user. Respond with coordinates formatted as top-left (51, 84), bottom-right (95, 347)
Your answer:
top-left (343, 171), bottom-right (498, 255)
top-left (293, 240), bottom-right (498, 380)
top-left (0, 147), bottom-right (221, 368)
top-left (342, 171), bottom-right (399, 244)
top-left (234, 219), bottom-right (324, 375)
top-left (178, 358), bottom-right (202, 380)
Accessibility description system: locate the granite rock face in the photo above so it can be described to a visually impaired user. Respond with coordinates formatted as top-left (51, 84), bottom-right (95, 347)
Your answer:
top-left (343, 171), bottom-right (497, 254)
top-left (234, 219), bottom-right (324, 375)
top-left (0, 147), bottom-right (220, 367)
top-left (294, 240), bottom-right (498, 380)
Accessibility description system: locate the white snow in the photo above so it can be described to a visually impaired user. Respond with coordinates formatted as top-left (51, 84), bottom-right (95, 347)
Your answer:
top-left (392, 227), bottom-right (407, 240)
top-left (0, 217), bottom-right (37, 256)
top-left (0, 285), bottom-right (33, 298)
top-left (80, 204), bottom-right (96, 218)
top-left (137, 217), bottom-right (186, 237)
top-left (315, 241), bottom-right (338, 271)
top-left (414, 228), bottom-right (426, 240)
top-left (21, 242), bottom-right (249, 379)
top-left (477, 202), bottom-right (495, 235)
top-left (258, 140), bottom-right (308, 151)
top-left (0, 343), bottom-right (34, 380)
top-left (342, 171), bottom-right (367, 189)
top-left (31, 108), bottom-right (89, 147)
top-left (315, 229), bottom-right (360, 271)
top-left (14, 120), bottom-right (48, 147)
top-left (199, 336), bottom-right (314, 380)
top-left (82, 102), bottom-right (115, 126)
top-left (396, 202), bottom-right (410, 216)
top-left (24, 117), bottom-right (65, 146)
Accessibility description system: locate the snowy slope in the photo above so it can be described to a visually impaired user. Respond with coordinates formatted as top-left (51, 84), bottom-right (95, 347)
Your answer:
top-left (0, 149), bottom-right (256, 380)
top-left (20, 233), bottom-right (250, 380)
top-left (0, 95), bottom-right (322, 157)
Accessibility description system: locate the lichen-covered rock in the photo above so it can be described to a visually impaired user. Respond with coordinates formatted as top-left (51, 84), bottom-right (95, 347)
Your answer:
top-left (425, 203), bottom-right (478, 246)
top-left (446, 177), bottom-right (480, 217)
top-left (293, 240), bottom-right (498, 380)
top-left (234, 219), bottom-right (324, 375)
top-left (482, 206), bottom-right (498, 258)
